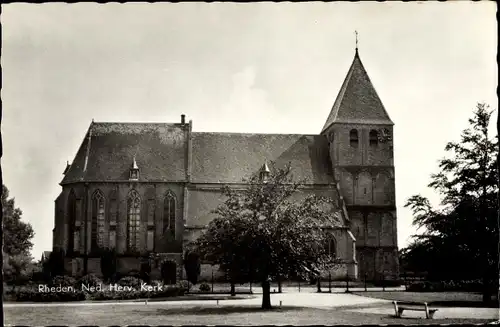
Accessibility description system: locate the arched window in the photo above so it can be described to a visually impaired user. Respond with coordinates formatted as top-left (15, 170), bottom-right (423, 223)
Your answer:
top-left (349, 129), bottom-right (359, 147)
top-left (67, 190), bottom-right (76, 253)
top-left (369, 130), bottom-right (379, 146)
top-left (324, 235), bottom-right (337, 258)
top-left (127, 190), bottom-right (141, 252)
top-left (91, 190), bottom-right (106, 252)
top-left (163, 191), bottom-right (176, 239)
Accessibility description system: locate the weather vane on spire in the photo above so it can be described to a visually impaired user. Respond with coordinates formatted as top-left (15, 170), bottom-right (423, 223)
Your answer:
top-left (355, 30), bottom-right (358, 51)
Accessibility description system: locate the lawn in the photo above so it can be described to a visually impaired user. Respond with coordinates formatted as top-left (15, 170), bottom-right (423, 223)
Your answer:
top-left (3, 302), bottom-right (494, 326)
top-left (353, 291), bottom-right (499, 308)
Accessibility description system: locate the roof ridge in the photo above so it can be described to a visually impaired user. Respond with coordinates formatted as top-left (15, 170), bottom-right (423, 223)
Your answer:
top-left (92, 121), bottom-right (183, 125)
top-left (192, 132), bottom-right (322, 137)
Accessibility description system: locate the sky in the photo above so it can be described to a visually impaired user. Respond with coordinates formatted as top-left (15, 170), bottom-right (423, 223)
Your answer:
top-left (1, 2), bottom-right (497, 259)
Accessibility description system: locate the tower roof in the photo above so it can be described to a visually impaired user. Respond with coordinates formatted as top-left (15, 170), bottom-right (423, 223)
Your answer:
top-left (322, 50), bottom-right (393, 133)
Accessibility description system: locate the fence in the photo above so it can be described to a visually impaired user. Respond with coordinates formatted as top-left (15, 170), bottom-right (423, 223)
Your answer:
top-left (183, 272), bottom-right (405, 294)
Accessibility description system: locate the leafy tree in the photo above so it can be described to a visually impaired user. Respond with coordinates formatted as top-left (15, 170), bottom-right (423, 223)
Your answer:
top-left (2, 184), bottom-right (35, 288)
top-left (3, 251), bottom-right (33, 287)
top-left (2, 184), bottom-right (35, 256)
top-left (183, 251), bottom-right (201, 285)
top-left (189, 163), bottom-right (343, 309)
top-left (100, 248), bottom-right (118, 282)
top-left (403, 103), bottom-right (498, 302)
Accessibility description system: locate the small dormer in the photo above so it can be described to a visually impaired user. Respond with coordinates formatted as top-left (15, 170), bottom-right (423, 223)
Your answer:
top-left (129, 156), bottom-right (140, 181)
top-left (259, 162), bottom-right (271, 183)
top-left (63, 161), bottom-right (71, 175)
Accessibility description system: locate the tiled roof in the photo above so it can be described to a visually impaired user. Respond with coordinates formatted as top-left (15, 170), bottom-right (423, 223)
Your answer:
top-left (61, 122), bottom-right (188, 184)
top-left (191, 132), bottom-right (334, 184)
top-left (322, 50), bottom-right (393, 132)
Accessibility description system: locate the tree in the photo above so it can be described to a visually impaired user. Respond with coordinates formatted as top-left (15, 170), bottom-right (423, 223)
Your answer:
top-left (2, 184), bottom-right (35, 287)
top-left (403, 103), bottom-right (498, 302)
top-left (189, 163), bottom-right (343, 309)
top-left (3, 251), bottom-right (33, 287)
top-left (2, 184), bottom-right (35, 256)
top-left (184, 251), bottom-right (201, 285)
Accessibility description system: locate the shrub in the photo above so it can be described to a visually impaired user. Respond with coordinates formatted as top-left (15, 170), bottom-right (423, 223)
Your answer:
top-left (199, 282), bottom-right (211, 293)
top-left (77, 274), bottom-right (102, 288)
top-left (177, 280), bottom-right (190, 291)
top-left (117, 276), bottom-right (143, 288)
top-left (50, 275), bottom-right (76, 288)
top-left (87, 285), bottom-right (186, 301)
top-left (406, 279), bottom-right (484, 292)
top-left (151, 280), bottom-right (163, 287)
top-left (13, 285), bottom-right (86, 302)
top-left (31, 270), bottom-right (48, 284)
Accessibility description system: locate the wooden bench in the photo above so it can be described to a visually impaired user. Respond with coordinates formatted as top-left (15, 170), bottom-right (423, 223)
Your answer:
top-left (393, 301), bottom-right (438, 319)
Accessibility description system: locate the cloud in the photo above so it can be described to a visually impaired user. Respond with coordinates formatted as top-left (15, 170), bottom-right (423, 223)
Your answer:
top-left (202, 66), bottom-right (278, 133)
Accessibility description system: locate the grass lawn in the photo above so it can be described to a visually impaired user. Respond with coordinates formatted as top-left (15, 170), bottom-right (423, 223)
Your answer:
top-left (353, 291), bottom-right (499, 308)
top-left (4, 302), bottom-right (495, 326)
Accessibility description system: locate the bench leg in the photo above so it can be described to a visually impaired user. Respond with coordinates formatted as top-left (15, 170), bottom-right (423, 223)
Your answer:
top-left (393, 301), bottom-right (400, 317)
top-left (428, 310), bottom-right (436, 319)
top-left (398, 308), bottom-right (404, 318)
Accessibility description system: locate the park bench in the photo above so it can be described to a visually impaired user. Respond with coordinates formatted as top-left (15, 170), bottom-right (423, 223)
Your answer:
top-left (392, 301), bottom-right (438, 319)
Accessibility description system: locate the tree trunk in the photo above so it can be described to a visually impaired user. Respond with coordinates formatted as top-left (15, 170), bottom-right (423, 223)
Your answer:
top-left (261, 279), bottom-right (272, 309)
top-left (317, 278), bottom-right (322, 293)
top-left (230, 281), bottom-right (236, 296)
top-left (278, 277), bottom-right (282, 293)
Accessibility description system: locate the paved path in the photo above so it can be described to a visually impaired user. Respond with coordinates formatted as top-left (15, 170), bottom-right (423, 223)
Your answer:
top-left (3, 292), bottom-right (388, 308)
top-left (4, 291), bottom-right (497, 320)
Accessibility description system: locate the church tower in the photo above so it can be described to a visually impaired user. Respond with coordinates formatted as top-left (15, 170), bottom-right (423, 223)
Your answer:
top-left (321, 47), bottom-right (399, 281)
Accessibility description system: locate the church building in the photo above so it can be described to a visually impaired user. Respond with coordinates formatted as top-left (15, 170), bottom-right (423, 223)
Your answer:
top-left (53, 48), bottom-right (399, 281)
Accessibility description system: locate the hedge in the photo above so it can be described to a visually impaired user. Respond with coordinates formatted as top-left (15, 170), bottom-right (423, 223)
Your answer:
top-left (7, 281), bottom-right (187, 302)
top-left (407, 280), bottom-right (483, 292)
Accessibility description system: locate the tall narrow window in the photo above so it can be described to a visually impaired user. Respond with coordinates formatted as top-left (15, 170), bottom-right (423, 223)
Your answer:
top-left (369, 130), bottom-right (379, 146)
top-left (67, 190), bottom-right (76, 253)
top-left (91, 190), bottom-right (106, 252)
top-left (127, 190), bottom-right (141, 252)
top-left (163, 191), bottom-right (176, 239)
top-left (349, 129), bottom-right (359, 147)
top-left (325, 235), bottom-right (337, 258)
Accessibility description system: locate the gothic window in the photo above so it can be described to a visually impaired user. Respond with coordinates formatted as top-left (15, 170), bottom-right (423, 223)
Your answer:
top-left (349, 129), bottom-right (359, 147)
top-left (369, 130), bottom-right (379, 146)
top-left (324, 234), bottom-right (337, 258)
top-left (163, 191), bottom-right (176, 239)
top-left (67, 190), bottom-right (76, 253)
top-left (91, 190), bottom-right (106, 251)
top-left (127, 190), bottom-right (141, 252)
